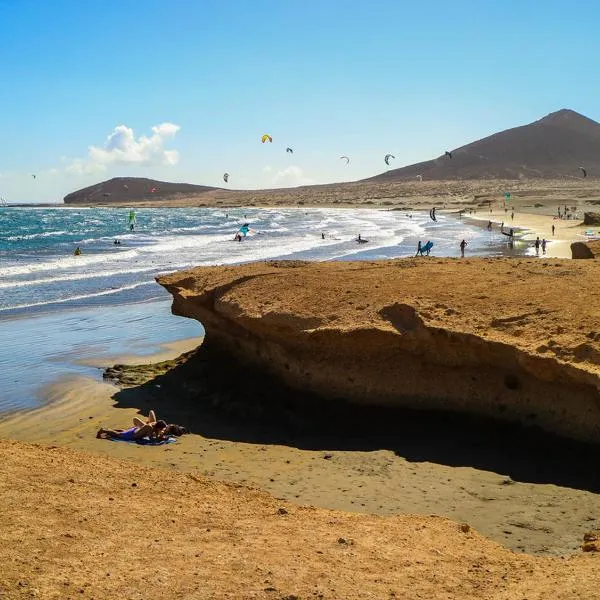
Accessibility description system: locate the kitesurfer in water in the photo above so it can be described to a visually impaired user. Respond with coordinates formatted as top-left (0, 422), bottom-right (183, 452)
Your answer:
top-left (74, 246), bottom-right (81, 256)
top-left (357, 234), bottom-right (368, 244)
top-left (321, 232), bottom-right (325, 240)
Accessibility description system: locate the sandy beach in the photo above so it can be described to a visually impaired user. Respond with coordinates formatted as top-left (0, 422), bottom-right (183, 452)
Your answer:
top-left (3, 439), bottom-right (600, 600)
top-left (2, 253), bottom-right (600, 560)
top-left (1, 201), bottom-right (599, 597)
top-left (467, 207), bottom-right (594, 258)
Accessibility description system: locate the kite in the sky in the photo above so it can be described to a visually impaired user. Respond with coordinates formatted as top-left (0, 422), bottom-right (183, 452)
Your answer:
top-left (261, 134), bottom-right (273, 143)
top-left (340, 156), bottom-right (350, 165)
top-left (579, 166), bottom-right (587, 177)
top-left (223, 172), bottom-right (229, 183)
top-left (286, 147), bottom-right (293, 154)
top-left (384, 154), bottom-right (395, 166)
top-left (445, 151), bottom-right (453, 159)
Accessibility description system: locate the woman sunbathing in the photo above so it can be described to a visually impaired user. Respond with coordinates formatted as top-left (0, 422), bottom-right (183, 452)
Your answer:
top-left (96, 420), bottom-right (167, 441)
top-left (132, 411), bottom-right (188, 437)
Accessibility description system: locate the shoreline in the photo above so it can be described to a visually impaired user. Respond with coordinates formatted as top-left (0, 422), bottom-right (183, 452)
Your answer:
top-left (466, 208), bottom-right (590, 258)
top-left (1, 336), bottom-right (599, 556)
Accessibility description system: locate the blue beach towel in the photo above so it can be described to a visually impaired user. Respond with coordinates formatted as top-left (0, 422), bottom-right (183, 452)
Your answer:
top-left (109, 436), bottom-right (177, 446)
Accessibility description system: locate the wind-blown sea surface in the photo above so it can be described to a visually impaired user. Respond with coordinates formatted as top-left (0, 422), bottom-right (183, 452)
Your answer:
top-left (0, 206), bottom-right (515, 413)
top-left (0, 206), bottom-right (512, 314)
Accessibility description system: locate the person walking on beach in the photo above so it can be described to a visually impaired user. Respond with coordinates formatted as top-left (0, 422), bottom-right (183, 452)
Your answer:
top-left (552, 224), bottom-right (555, 236)
top-left (415, 241), bottom-right (423, 257)
top-left (542, 238), bottom-right (547, 254)
top-left (534, 237), bottom-right (541, 255)
top-left (511, 211), bottom-right (514, 221)
top-left (460, 239), bottom-right (467, 257)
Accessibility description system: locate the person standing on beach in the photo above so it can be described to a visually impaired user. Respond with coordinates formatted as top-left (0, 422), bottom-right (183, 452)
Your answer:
top-left (542, 238), bottom-right (547, 254)
top-left (552, 224), bottom-right (555, 236)
top-left (460, 239), bottom-right (467, 257)
top-left (511, 211), bottom-right (514, 221)
top-left (534, 237), bottom-right (541, 255)
top-left (415, 241), bottom-right (422, 257)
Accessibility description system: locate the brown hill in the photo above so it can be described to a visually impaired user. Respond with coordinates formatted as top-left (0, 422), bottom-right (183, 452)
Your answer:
top-left (367, 109), bottom-right (600, 181)
top-left (63, 177), bottom-right (218, 204)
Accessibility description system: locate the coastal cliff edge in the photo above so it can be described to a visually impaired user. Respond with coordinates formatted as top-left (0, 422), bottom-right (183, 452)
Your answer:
top-left (158, 258), bottom-right (600, 443)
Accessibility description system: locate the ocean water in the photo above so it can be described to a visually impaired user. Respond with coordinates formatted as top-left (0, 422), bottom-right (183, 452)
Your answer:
top-left (0, 206), bottom-right (512, 315)
top-left (0, 206), bottom-right (515, 413)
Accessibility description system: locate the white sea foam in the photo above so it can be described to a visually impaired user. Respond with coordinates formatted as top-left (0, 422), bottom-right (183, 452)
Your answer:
top-left (0, 206), bottom-right (510, 313)
top-left (0, 281), bottom-right (154, 312)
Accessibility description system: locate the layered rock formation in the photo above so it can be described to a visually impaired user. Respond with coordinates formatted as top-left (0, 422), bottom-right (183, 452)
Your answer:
top-left (159, 258), bottom-right (600, 443)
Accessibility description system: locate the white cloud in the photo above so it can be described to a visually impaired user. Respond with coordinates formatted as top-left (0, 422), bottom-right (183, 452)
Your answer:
top-left (272, 165), bottom-right (314, 187)
top-left (66, 122), bottom-right (181, 174)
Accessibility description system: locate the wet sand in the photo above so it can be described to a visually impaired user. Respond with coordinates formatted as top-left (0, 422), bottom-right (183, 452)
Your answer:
top-left (467, 207), bottom-right (594, 258)
top-left (1, 344), bottom-right (599, 557)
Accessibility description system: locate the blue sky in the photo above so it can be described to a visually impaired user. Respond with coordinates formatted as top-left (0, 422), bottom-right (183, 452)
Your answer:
top-left (1, 0), bottom-right (599, 202)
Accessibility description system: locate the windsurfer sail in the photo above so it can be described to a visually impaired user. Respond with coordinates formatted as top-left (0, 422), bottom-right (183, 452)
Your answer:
top-left (128, 210), bottom-right (136, 231)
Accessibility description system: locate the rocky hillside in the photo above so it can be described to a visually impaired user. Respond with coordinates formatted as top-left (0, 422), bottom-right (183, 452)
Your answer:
top-left (63, 177), bottom-right (218, 204)
top-left (159, 258), bottom-right (600, 443)
top-left (367, 109), bottom-right (600, 181)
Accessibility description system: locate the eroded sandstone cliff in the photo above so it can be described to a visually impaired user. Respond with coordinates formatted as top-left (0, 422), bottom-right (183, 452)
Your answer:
top-left (158, 258), bottom-right (600, 443)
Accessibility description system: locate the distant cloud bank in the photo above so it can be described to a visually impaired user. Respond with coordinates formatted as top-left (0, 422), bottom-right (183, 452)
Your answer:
top-left (66, 122), bottom-right (181, 174)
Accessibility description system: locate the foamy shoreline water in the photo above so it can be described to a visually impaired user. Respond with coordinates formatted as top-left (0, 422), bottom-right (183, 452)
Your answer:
top-left (0, 206), bottom-right (517, 316)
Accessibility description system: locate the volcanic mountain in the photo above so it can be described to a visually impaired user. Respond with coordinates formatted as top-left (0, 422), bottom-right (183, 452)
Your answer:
top-left (63, 177), bottom-right (218, 204)
top-left (367, 109), bottom-right (600, 181)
